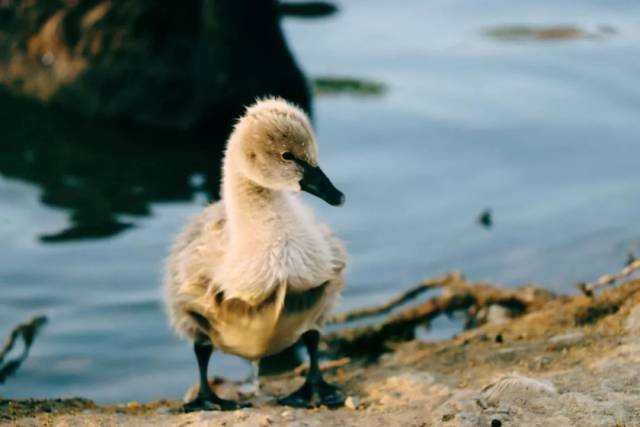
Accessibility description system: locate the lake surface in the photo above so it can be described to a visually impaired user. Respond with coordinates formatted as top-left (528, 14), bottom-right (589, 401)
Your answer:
top-left (2, 0), bottom-right (640, 403)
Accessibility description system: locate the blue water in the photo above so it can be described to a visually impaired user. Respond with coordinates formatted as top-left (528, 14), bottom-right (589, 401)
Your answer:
top-left (2, 0), bottom-right (640, 402)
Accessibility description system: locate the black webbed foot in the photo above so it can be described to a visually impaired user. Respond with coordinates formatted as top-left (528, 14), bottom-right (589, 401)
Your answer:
top-left (278, 381), bottom-right (313, 408)
top-left (278, 379), bottom-right (346, 408)
top-left (183, 340), bottom-right (252, 412)
top-left (279, 330), bottom-right (346, 408)
top-left (183, 393), bottom-right (252, 412)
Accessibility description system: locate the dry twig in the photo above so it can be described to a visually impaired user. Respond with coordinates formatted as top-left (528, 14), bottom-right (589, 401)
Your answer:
top-left (323, 275), bottom-right (554, 357)
top-left (578, 259), bottom-right (640, 296)
top-left (329, 272), bottom-right (463, 324)
top-left (293, 357), bottom-right (351, 376)
top-left (0, 316), bottom-right (47, 384)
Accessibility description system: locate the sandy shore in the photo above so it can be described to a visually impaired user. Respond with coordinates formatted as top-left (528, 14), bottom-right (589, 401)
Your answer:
top-left (3, 279), bottom-right (639, 426)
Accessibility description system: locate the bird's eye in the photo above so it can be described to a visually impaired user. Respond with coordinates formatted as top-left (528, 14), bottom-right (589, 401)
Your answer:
top-left (281, 151), bottom-right (295, 161)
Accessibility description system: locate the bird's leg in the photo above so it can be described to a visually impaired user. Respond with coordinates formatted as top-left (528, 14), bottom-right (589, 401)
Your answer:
top-left (183, 341), bottom-right (251, 412)
top-left (250, 360), bottom-right (261, 395)
top-left (278, 330), bottom-right (346, 408)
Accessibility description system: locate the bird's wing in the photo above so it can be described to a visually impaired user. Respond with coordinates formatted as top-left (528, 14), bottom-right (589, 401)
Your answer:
top-left (169, 202), bottom-right (228, 301)
top-left (318, 222), bottom-right (348, 275)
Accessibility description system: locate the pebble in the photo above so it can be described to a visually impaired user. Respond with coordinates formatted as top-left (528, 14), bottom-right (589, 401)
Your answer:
top-left (281, 410), bottom-right (294, 420)
top-left (530, 355), bottom-right (552, 370)
top-left (547, 332), bottom-right (585, 349)
top-left (155, 406), bottom-right (173, 415)
top-left (482, 374), bottom-right (556, 406)
top-left (485, 305), bottom-right (511, 325)
top-left (126, 401), bottom-right (141, 410)
top-left (345, 396), bottom-right (359, 410)
top-left (489, 347), bottom-right (524, 362)
top-left (41, 52), bottom-right (55, 66)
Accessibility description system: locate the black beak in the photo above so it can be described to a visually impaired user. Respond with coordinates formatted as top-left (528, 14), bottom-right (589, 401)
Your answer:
top-left (298, 162), bottom-right (345, 206)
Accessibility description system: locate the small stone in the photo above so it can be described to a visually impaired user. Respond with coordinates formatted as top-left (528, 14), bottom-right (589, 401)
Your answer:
top-left (490, 347), bottom-right (523, 362)
top-left (345, 396), bottom-right (359, 410)
top-left (547, 332), bottom-right (585, 349)
top-left (530, 355), bottom-right (552, 370)
top-left (41, 52), bottom-right (55, 66)
top-left (126, 401), bottom-right (141, 410)
top-left (486, 305), bottom-right (511, 325)
top-left (482, 374), bottom-right (556, 406)
top-left (281, 410), bottom-right (293, 420)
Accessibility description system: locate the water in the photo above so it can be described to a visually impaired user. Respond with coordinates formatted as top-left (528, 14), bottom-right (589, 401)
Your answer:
top-left (2, 0), bottom-right (640, 403)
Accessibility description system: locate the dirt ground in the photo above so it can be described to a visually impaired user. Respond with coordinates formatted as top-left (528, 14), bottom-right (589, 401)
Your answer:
top-left (3, 279), bottom-right (640, 427)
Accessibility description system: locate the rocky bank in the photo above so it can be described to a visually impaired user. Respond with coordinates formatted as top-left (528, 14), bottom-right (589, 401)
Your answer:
top-left (0, 0), bottom-right (310, 129)
top-left (3, 277), bottom-right (640, 426)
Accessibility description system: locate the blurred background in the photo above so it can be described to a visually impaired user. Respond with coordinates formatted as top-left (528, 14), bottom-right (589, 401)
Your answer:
top-left (1, 0), bottom-right (640, 403)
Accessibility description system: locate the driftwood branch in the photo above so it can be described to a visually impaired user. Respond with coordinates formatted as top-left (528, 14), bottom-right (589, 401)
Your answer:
top-left (293, 357), bottom-right (350, 376)
top-left (0, 316), bottom-right (47, 384)
top-left (329, 272), bottom-right (463, 324)
top-left (578, 259), bottom-right (640, 296)
top-left (323, 275), bottom-right (554, 357)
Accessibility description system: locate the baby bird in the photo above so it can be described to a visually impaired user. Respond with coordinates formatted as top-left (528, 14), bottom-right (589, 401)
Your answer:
top-left (164, 98), bottom-right (347, 411)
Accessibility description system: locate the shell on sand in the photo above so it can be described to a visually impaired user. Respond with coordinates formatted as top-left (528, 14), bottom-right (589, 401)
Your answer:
top-left (481, 373), bottom-right (557, 406)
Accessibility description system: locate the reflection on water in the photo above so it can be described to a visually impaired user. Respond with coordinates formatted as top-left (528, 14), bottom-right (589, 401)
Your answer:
top-left (313, 77), bottom-right (386, 97)
top-left (0, 91), bottom-right (226, 242)
top-left (486, 25), bottom-right (617, 41)
top-left (278, 1), bottom-right (338, 18)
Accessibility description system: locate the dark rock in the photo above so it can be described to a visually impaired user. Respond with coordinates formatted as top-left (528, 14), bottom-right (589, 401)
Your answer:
top-left (477, 208), bottom-right (492, 228)
top-left (0, 0), bottom-right (310, 131)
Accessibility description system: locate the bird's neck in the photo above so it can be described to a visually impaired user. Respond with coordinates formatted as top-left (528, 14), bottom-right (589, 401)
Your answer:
top-left (222, 167), bottom-right (300, 249)
top-left (218, 157), bottom-right (332, 300)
